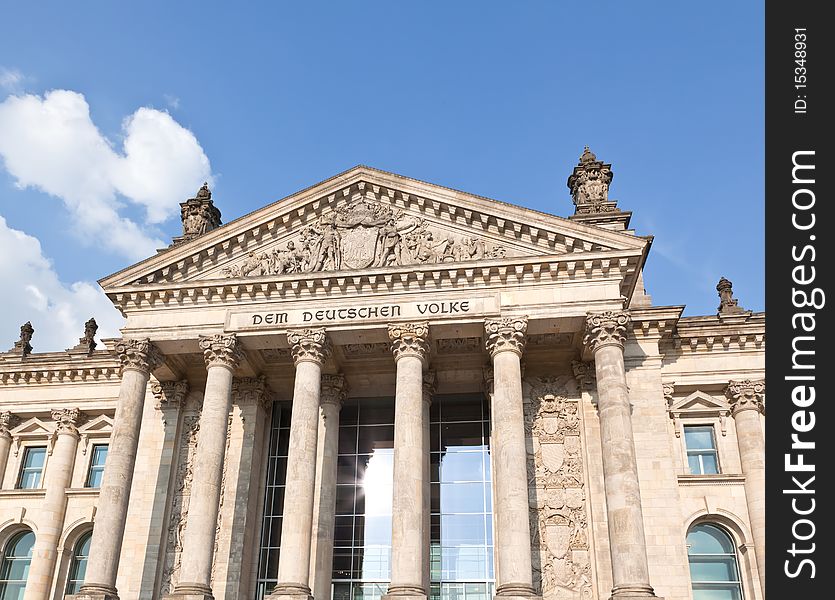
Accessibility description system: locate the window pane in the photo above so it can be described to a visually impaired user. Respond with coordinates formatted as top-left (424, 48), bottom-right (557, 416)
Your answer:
top-left (691, 586), bottom-right (742, 600)
top-left (440, 483), bottom-right (488, 513)
top-left (700, 453), bottom-right (719, 474)
top-left (687, 525), bottom-right (735, 554)
top-left (440, 453), bottom-right (484, 483)
top-left (91, 445), bottom-right (108, 466)
top-left (440, 515), bottom-right (486, 545)
top-left (684, 427), bottom-right (715, 450)
top-left (689, 557), bottom-right (738, 581)
top-left (24, 448), bottom-right (46, 468)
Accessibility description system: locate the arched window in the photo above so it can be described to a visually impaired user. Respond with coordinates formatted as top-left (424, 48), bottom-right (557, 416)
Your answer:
top-left (0, 530), bottom-right (35, 600)
top-left (65, 531), bottom-right (93, 594)
top-left (686, 523), bottom-right (743, 600)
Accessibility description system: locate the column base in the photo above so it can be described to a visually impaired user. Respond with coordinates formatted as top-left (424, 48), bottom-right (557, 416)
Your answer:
top-left (163, 582), bottom-right (215, 600)
top-left (494, 582), bottom-right (539, 600)
top-left (67, 583), bottom-right (120, 600)
top-left (382, 594), bottom-right (427, 600)
top-left (383, 584), bottom-right (427, 600)
top-left (609, 585), bottom-right (663, 600)
top-left (265, 583), bottom-right (314, 600)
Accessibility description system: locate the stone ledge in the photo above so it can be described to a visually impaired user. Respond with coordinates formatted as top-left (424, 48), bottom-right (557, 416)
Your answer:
top-left (677, 474), bottom-right (745, 486)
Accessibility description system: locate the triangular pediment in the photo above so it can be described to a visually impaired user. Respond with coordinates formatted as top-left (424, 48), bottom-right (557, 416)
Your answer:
top-left (10, 417), bottom-right (52, 436)
top-left (670, 391), bottom-right (730, 413)
top-left (78, 414), bottom-right (113, 434)
top-left (101, 166), bottom-right (649, 293)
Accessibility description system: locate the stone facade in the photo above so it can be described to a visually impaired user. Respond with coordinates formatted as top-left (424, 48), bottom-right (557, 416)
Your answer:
top-left (0, 158), bottom-right (764, 600)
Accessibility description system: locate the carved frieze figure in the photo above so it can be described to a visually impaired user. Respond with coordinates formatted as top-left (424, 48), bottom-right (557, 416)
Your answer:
top-left (566, 146), bottom-right (617, 215)
top-left (222, 194), bottom-right (507, 278)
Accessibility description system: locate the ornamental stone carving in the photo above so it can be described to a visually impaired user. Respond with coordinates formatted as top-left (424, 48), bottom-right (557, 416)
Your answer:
top-left (526, 376), bottom-right (592, 600)
top-left (1, 411), bottom-right (19, 438)
top-left (388, 321), bottom-right (431, 364)
top-left (570, 361), bottom-right (596, 393)
top-left (484, 316), bottom-right (528, 357)
top-left (567, 146), bottom-right (616, 216)
top-left (422, 370), bottom-right (436, 405)
top-left (220, 194), bottom-right (506, 278)
top-left (287, 328), bottom-right (332, 366)
top-left (10, 321), bottom-right (34, 356)
top-left (717, 277), bottom-right (747, 316)
top-left (115, 338), bottom-right (164, 374)
top-left (321, 374), bottom-right (347, 407)
top-left (51, 408), bottom-right (84, 435)
top-left (176, 182), bottom-right (222, 244)
top-left (582, 311), bottom-right (630, 353)
top-left (68, 317), bottom-right (98, 355)
top-left (725, 380), bottom-right (765, 415)
top-left (199, 333), bottom-right (245, 370)
top-left (152, 380), bottom-right (190, 410)
top-left (662, 382), bottom-right (676, 407)
top-left (232, 375), bottom-right (272, 410)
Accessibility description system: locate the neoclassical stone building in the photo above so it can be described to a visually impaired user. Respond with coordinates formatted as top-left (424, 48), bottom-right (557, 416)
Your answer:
top-left (0, 151), bottom-right (765, 600)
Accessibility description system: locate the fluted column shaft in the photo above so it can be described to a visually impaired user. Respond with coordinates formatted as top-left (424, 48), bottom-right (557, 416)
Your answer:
top-left (726, 380), bottom-right (765, 595)
top-left (77, 339), bottom-right (163, 600)
top-left (384, 322), bottom-right (431, 600)
top-left (271, 329), bottom-right (331, 600)
top-left (172, 334), bottom-right (244, 598)
top-left (484, 317), bottom-right (536, 599)
top-left (311, 374), bottom-right (347, 600)
top-left (584, 312), bottom-right (658, 600)
top-left (26, 409), bottom-right (84, 600)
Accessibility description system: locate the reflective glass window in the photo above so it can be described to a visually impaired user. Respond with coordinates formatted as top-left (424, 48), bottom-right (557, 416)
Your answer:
top-left (0, 530), bottom-right (35, 600)
top-left (684, 426), bottom-right (720, 475)
top-left (687, 524), bottom-right (744, 600)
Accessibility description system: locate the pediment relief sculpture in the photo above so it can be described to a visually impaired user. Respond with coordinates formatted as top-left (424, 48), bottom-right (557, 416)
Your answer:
top-left (220, 196), bottom-right (506, 278)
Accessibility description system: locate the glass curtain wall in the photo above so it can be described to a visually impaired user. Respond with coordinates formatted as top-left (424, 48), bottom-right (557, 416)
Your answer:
top-left (257, 394), bottom-right (495, 600)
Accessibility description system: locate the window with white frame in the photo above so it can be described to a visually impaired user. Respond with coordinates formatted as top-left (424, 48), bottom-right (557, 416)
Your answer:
top-left (683, 426), bottom-right (719, 475)
top-left (85, 444), bottom-right (108, 488)
top-left (16, 446), bottom-right (46, 489)
top-left (686, 523), bottom-right (744, 600)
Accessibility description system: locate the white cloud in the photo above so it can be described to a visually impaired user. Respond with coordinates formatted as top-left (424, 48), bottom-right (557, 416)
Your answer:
top-left (0, 215), bottom-right (125, 352)
top-left (164, 94), bottom-right (181, 109)
top-left (0, 67), bottom-right (24, 92)
top-left (0, 90), bottom-right (213, 260)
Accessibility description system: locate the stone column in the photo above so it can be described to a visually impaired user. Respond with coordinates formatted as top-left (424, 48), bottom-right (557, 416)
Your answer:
top-left (725, 380), bottom-right (765, 595)
top-left (25, 409), bottom-right (84, 600)
top-left (75, 339), bottom-right (163, 600)
top-left (311, 374), bottom-right (347, 600)
top-left (169, 334), bottom-right (244, 600)
top-left (383, 322), bottom-right (431, 600)
top-left (0, 411), bottom-right (17, 488)
top-left (484, 317), bottom-right (538, 600)
top-left (583, 312), bottom-right (659, 600)
top-left (421, 371), bottom-right (435, 595)
top-left (269, 328), bottom-right (332, 600)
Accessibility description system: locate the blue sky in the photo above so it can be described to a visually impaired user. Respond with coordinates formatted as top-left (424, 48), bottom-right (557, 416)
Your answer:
top-left (0, 2), bottom-right (763, 351)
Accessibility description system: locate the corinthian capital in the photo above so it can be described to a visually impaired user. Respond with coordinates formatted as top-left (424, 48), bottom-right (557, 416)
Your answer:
top-left (321, 374), bottom-right (348, 408)
top-left (484, 316), bottom-right (528, 358)
top-left (199, 333), bottom-right (244, 370)
top-left (0, 411), bottom-right (19, 438)
top-left (51, 408), bottom-right (84, 435)
top-left (151, 380), bottom-right (190, 410)
top-left (725, 380), bottom-right (765, 415)
top-left (583, 311), bottom-right (631, 353)
top-left (288, 328), bottom-right (331, 366)
top-left (115, 338), bottom-right (164, 374)
top-left (232, 375), bottom-right (272, 409)
top-left (388, 322), bottom-right (431, 364)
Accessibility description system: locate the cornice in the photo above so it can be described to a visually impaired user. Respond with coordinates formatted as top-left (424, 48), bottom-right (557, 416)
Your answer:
top-left (677, 474), bottom-right (746, 487)
top-left (0, 351), bottom-right (122, 386)
top-left (105, 250), bottom-right (643, 314)
top-left (663, 312), bottom-right (766, 354)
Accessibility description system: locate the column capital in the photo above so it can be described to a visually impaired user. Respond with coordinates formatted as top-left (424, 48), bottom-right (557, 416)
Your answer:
top-left (571, 360), bottom-right (596, 392)
top-left (484, 316), bottom-right (528, 358)
top-left (0, 411), bottom-right (19, 438)
top-left (388, 321), bottom-right (431, 365)
top-left (582, 311), bottom-right (631, 353)
top-left (288, 328), bottom-right (332, 366)
top-left (422, 370), bottom-right (436, 405)
top-left (115, 338), bottom-right (164, 374)
top-left (725, 380), bottom-right (765, 415)
top-left (51, 407), bottom-right (84, 436)
top-left (321, 373), bottom-right (348, 408)
top-left (233, 375), bottom-right (272, 410)
top-left (199, 333), bottom-right (245, 370)
top-left (151, 380), bottom-right (189, 410)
